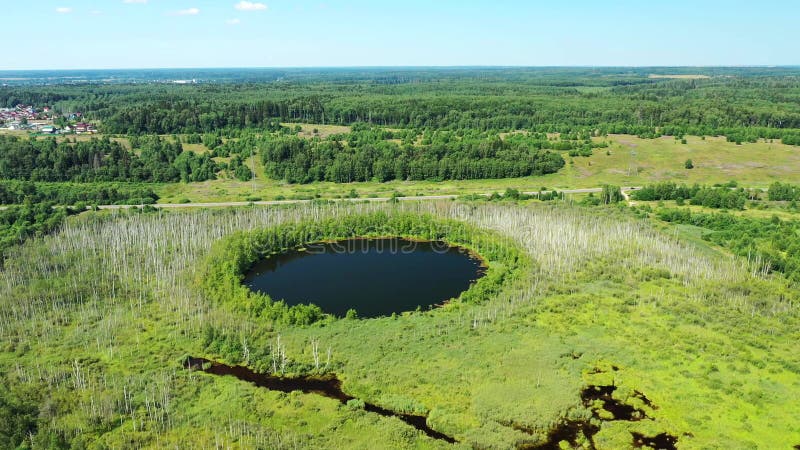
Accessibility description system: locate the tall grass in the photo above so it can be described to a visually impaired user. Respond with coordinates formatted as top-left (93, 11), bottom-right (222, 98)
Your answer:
top-left (0, 202), bottom-right (776, 326)
top-left (0, 201), bottom-right (796, 448)
top-left (0, 201), bottom-right (778, 343)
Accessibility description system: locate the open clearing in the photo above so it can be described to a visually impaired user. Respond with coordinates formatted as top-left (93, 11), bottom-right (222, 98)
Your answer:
top-left (284, 123), bottom-right (352, 139)
top-left (153, 134), bottom-right (800, 203)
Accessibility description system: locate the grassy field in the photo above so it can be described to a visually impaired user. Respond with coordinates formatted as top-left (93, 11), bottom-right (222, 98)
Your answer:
top-left (3, 129), bottom-right (799, 204)
top-left (0, 201), bottom-right (797, 448)
top-left (591, 135), bottom-right (799, 187)
top-left (154, 134), bottom-right (800, 203)
top-left (285, 123), bottom-right (352, 138)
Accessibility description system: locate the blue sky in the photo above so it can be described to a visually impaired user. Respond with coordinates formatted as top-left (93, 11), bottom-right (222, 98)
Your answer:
top-left (3, 0), bottom-right (798, 69)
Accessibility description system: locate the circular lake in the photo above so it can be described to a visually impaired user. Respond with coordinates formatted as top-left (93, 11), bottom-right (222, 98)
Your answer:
top-left (244, 238), bottom-right (486, 318)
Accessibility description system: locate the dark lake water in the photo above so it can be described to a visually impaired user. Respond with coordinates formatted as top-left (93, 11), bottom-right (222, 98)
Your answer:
top-left (244, 238), bottom-right (486, 318)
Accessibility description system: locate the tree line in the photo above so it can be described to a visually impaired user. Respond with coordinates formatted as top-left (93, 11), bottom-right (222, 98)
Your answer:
top-left (4, 69), bottom-right (800, 144)
top-left (260, 127), bottom-right (566, 183)
top-left (0, 180), bottom-right (158, 206)
top-left (632, 182), bottom-right (750, 210)
top-left (0, 135), bottom-right (216, 183)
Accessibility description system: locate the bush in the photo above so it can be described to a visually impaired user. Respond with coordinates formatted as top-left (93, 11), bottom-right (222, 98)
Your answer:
top-left (504, 188), bottom-right (521, 200)
top-left (0, 202), bottom-right (69, 258)
top-left (581, 193), bottom-right (601, 206)
top-left (346, 399), bottom-right (365, 410)
top-left (601, 185), bottom-right (624, 204)
top-left (768, 182), bottom-right (799, 201)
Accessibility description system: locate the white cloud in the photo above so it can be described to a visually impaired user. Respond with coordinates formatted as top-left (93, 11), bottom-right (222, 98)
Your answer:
top-left (55, 7), bottom-right (73, 14)
top-left (226, 18), bottom-right (242, 25)
top-left (123, 0), bottom-right (147, 3)
top-left (172, 8), bottom-right (200, 16)
top-left (90, 10), bottom-right (103, 15)
top-left (235, 1), bottom-right (267, 11)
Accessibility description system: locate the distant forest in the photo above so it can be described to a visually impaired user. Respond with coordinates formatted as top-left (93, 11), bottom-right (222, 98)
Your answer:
top-left (1, 67), bottom-right (800, 190)
top-left (2, 67), bottom-right (800, 145)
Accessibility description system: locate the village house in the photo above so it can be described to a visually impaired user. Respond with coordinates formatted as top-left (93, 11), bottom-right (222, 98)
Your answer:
top-left (0, 105), bottom-right (89, 133)
top-left (74, 122), bottom-right (97, 134)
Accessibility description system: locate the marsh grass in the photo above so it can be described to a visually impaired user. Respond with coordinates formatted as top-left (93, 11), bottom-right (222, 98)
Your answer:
top-left (0, 202), bottom-right (797, 448)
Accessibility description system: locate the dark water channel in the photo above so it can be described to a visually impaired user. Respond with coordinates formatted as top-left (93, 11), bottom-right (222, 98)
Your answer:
top-left (244, 238), bottom-right (486, 317)
top-left (522, 383), bottom-right (679, 450)
top-left (185, 357), bottom-right (457, 443)
top-left (186, 358), bottom-right (680, 448)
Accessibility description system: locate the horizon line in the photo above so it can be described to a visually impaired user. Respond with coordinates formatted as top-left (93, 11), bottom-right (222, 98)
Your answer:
top-left (2, 65), bottom-right (800, 72)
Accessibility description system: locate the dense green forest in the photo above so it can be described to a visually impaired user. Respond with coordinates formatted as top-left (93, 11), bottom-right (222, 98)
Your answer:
top-left (0, 135), bottom-right (216, 183)
top-left (3, 68), bottom-right (800, 144)
top-left (631, 182), bottom-right (752, 210)
top-left (0, 180), bottom-right (159, 205)
top-left (2, 68), bottom-right (800, 193)
top-left (259, 126), bottom-right (568, 183)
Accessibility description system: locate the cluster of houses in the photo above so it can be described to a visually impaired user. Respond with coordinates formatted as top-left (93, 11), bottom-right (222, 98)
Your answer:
top-left (0, 105), bottom-right (97, 134)
top-left (52, 122), bottom-right (98, 134)
top-left (0, 105), bottom-right (41, 128)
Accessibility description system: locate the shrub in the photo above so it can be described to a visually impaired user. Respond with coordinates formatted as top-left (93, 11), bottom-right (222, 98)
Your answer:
top-left (601, 185), bottom-right (624, 204)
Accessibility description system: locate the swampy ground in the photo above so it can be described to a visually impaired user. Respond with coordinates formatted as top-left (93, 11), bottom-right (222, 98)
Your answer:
top-left (0, 201), bottom-right (798, 449)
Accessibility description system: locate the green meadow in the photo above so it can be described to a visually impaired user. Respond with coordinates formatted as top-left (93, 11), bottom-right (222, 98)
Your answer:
top-left (153, 134), bottom-right (800, 204)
